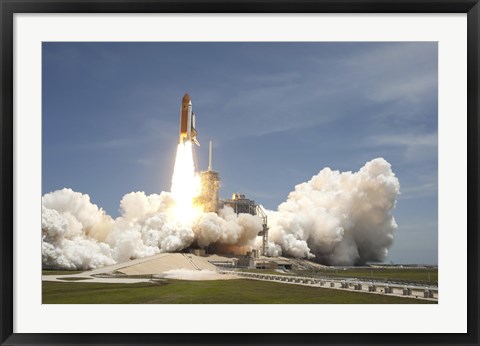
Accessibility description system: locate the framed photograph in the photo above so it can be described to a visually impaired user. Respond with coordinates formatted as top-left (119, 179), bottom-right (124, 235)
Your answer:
top-left (1, 0), bottom-right (478, 345)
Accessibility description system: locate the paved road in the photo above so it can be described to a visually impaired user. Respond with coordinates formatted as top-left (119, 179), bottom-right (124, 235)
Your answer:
top-left (42, 275), bottom-right (153, 284)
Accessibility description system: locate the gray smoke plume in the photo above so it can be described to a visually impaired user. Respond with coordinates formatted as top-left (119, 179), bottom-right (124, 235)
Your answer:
top-left (41, 158), bottom-right (399, 269)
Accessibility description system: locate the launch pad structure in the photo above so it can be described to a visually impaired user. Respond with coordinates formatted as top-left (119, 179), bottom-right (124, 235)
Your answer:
top-left (196, 142), bottom-right (269, 256)
top-left (181, 93), bottom-right (269, 256)
top-left (222, 193), bottom-right (269, 257)
top-left (196, 141), bottom-right (220, 213)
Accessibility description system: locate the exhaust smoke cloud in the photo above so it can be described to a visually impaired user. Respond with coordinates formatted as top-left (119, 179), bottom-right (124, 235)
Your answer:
top-left (265, 158), bottom-right (400, 265)
top-left (42, 151), bottom-right (399, 269)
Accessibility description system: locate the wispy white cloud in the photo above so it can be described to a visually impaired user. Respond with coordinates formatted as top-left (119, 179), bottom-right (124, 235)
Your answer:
top-left (208, 43), bottom-right (437, 144)
top-left (97, 137), bottom-right (137, 148)
top-left (92, 117), bottom-right (177, 150)
top-left (136, 158), bottom-right (155, 167)
top-left (366, 133), bottom-right (437, 161)
top-left (343, 43), bottom-right (437, 105)
top-left (237, 72), bottom-right (303, 85)
top-left (396, 221), bottom-right (438, 233)
top-left (214, 82), bottom-right (337, 141)
top-left (399, 182), bottom-right (437, 200)
top-left (368, 133), bottom-right (437, 147)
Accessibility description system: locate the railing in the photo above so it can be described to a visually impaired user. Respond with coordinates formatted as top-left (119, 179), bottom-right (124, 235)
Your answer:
top-left (218, 269), bottom-right (438, 298)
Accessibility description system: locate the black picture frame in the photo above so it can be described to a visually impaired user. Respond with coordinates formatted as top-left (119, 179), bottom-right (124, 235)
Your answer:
top-left (1, 1), bottom-right (479, 345)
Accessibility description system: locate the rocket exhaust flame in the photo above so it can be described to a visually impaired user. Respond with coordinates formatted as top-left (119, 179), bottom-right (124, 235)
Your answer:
top-left (170, 140), bottom-right (201, 223)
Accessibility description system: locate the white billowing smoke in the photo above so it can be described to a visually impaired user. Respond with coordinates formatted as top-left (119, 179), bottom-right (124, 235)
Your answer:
top-left (42, 189), bottom-right (262, 270)
top-left (42, 158), bottom-right (399, 270)
top-left (104, 191), bottom-right (192, 263)
top-left (42, 189), bottom-right (116, 270)
top-left (266, 158), bottom-right (400, 265)
top-left (193, 207), bottom-right (262, 249)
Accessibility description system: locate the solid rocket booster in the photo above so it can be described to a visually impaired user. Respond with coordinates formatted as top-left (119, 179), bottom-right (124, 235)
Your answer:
top-left (179, 93), bottom-right (200, 146)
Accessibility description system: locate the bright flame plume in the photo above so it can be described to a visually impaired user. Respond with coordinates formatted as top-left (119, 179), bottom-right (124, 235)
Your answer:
top-left (170, 141), bottom-right (201, 223)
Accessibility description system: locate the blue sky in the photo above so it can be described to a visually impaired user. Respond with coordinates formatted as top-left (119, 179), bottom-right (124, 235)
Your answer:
top-left (42, 42), bottom-right (438, 264)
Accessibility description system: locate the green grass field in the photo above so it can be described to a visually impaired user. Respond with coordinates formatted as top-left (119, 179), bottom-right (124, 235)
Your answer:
top-left (43, 279), bottom-right (435, 304)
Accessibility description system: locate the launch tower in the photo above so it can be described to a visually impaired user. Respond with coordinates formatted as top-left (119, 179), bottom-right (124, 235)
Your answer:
top-left (197, 141), bottom-right (220, 213)
top-left (222, 194), bottom-right (269, 256)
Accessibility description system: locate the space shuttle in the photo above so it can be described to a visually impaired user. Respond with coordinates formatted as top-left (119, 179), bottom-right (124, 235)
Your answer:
top-left (179, 93), bottom-right (200, 146)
